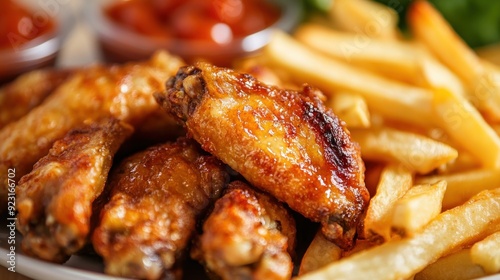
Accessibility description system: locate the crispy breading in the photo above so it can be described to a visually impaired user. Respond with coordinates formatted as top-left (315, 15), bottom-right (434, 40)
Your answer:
top-left (16, 118), bottom-right (133, 263)
top-left (0, 51), bottom-right (184, 208)
top-left (92, 138), bottom-right (229, 280)
top-left (192, 181), bottom-right (296, 280)
top-left (0, 68), bottom-right (73, 129)
top-left (155, 63), bottom-right (369, 249)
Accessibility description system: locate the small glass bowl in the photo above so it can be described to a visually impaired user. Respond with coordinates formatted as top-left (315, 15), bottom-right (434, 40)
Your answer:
top-left (0, 0), bottom-right (73, 83)
top-left (84, 0), bottom-right (302, 66)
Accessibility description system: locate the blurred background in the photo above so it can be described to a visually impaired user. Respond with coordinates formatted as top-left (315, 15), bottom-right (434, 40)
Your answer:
top-left (3, 0), bottom-right (500, 70)
top-left (307, 0), bottom-right (500, 48)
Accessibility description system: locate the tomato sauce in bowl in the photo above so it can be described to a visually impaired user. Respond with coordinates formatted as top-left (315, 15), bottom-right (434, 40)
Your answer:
top-left (0, 0), bottom-right (56, 51)
top-left (86, 0), bottom-right (301, 65)
top-left (0, 0), bottom-right (68, 83)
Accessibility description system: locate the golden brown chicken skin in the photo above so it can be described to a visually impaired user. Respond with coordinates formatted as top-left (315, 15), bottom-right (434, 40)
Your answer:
top-left (92, 138), bottom-right (229, 280)
top-left (155, 63), bottom-right (369, 249)
top-left (16, 118), bottom-right (133, 263)
top-left (0, 51), bottom-right (184, 207)
top-left (192, 181), bottom-right (296, 280)
top-left (0, 68), bottom-right (73, 129)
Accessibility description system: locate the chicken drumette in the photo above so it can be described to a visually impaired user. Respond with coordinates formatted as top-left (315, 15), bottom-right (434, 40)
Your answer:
top-left (16, 118), bottom-right (133, 263)
top-left (92, 138), bottom-right (229, 280)
top-left (192, 180), bottom-right (296, 280)
top-left (0, 51), bottom-right (183, 208)
top-left (0, 68), bottom-right (73, 129)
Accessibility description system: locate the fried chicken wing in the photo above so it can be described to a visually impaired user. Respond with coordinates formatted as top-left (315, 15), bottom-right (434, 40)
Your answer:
top-left (192, 181), bottom-right (296, 280)
top-left (92, 138), bottom-right (229, 280)
top-left (155, 63), bottom-right (369, 248)
top-left (16, 118), bottom-right (133, 263)
top-left (0, 68), bottom-right (73, 129)
top-left (0, 51), bottom-right (184, 207)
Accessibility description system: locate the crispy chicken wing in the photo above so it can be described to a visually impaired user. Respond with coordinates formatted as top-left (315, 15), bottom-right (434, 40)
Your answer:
top-left (155, 63), bottom-right (369, 248)
top-left (92, 138), bottom-right (229, 280)
top-left (192, 181), bottom-right (296, 280)
top-left (16, 118), bottom-right (133, 263)
top-left (0, 68), bottom-right (73, 129)
top-left (0, 51), bottom-right (184, 207)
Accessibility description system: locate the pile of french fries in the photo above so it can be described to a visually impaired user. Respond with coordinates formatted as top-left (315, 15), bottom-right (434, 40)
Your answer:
top-left (243, 0), bottom-right (500, 279)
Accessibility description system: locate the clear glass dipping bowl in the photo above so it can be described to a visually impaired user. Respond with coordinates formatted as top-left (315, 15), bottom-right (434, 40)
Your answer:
top-left (0, 0), bottom-right (72, 83)
top-left (84, 0), bottom-right (302, 65)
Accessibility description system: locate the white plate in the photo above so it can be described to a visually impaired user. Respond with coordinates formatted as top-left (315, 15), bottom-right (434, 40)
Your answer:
top-left (0, 226), bottom-right (129, 280)
top-left (3, 225), bottom-right (500, 280)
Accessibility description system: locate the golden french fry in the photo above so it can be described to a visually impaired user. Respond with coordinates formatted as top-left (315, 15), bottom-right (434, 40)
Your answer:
top-left (479, 60), bottom-right (500, 121)
top-left (295, 23), bottom-right (419, 84)
top-left (473, 70), bottom-right (500, 122)
top-left (436, 150), bottom-right (480, 174)
top-left (408, 0), bottom-right (500, 120)
top-left (351, 127), bottom-right (458, 174)
top-left (295, 23), bottom-right (465, 97)
top-left (264, 31), bottom-right (435, 127)
top-left (299, 231), bottom-right (342, 275)
top-left (414, 249), bottom-right (486, 280)
top-left (329, 0), bottom-right (399, 40)
top-left (390, 181), bottom-right (447, 237)
top-left (364, 164), bottom-right (413, 240)
top-left (494, 123), bottom-right (500, 136)
top-left (234, 55), bottom-right (288, 88)
top-left (417, 169), bottom-right (500, 210)
top-left (432, 88), bottom-right (500, 169)
top-left (470, 231), bottom-right (500, 274)
top-left (418, 55), bottom-right (467, 98)
top-left (297, 188), bottom-right (500, 280)
top-left (327, 92), bottom-right (370, 128)
top-left (407, 1), bottom-right (480, 87)
top-left (476, 42), bottom-right (500, 66)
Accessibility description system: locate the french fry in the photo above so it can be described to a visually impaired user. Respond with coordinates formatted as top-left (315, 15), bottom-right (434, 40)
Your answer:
top-left (264, 31), bottom-right (435, 127)
top-left (295, 23), bottom-right (420, 84)
top-left (417, 169), bottom-right (500, 210)
top-left (297, 188), bottom-right (500, 280)
top-left (418, 55), bottom-right (467, 98)
top-left (299, 231), bottom-right (342, 275)
top-left (470, 231), bottom-right (500, 274)
top-left (351, 127), bottom-right (458, 174)
top-left (326, 92), bottom-right (370, 128)
top-left (390, 181), bottom-right (447, 237)
top-left (494, 123), bottom-right (500, 136)
top-left (295, 23), bottom-right (466, 97)
top-left (234, 55), bottom-right (289, 88)
top-left (408, 0), bottom-right (500, 120)
top-left (476, 43), bottom-right (500, 66)
top-left (328, 0), bottom-right (400, 40)
top-left (414, 249), bottom-right (486, 280)
top-left (407, 1), bottom-right (480, 87)
top-left (432, 88), bottom-right (500, 169)
top-left (436, 150), bottom-right (480, 174)
top-left (364, 164), bottom-right (413, 241)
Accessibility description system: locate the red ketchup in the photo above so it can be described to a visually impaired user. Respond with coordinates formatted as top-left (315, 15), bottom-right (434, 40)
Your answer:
top-left (0, 0), bottom-right (55, 51)
top-left (103, 0), bottom-right (281, 64)
top-left (0, 0), bottom-right (57, 83)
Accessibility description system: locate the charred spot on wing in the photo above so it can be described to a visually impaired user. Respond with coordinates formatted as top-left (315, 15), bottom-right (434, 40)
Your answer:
top-left (302, 102), bottom-right (353, 173)
top-left (301, 99), bottom-right (368, 249)
top-left (155, 65), bottom-right (206, 122)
